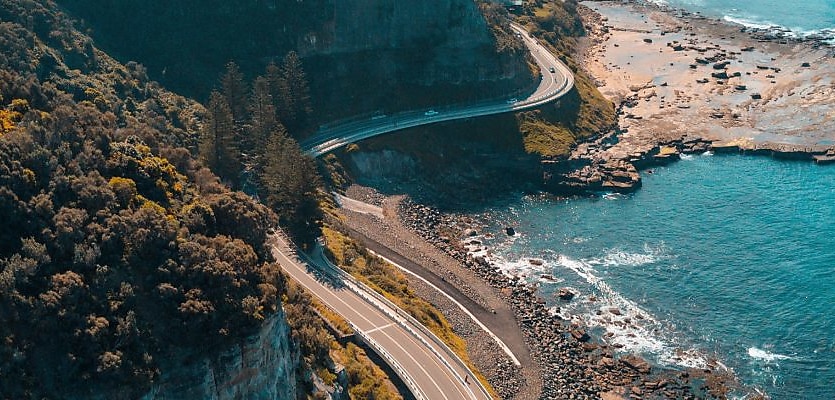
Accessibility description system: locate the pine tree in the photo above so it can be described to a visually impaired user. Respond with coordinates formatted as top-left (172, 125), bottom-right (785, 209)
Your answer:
top-left (199, 91), bottom-right (239, 186)
top-left (260, 126), bottom-right (321, 239)
top-left (270, 52), bottom-right (312, 133)
top-left (248, 76), bottom-right (277, 153)
top-left (221, 61), bottom-right (249, 123)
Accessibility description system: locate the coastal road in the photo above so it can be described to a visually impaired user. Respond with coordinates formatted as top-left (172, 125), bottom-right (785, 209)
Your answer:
top-left (268, 234), bottom-right (493, 400)
top-left (301, 23), bottom-right (575, 157)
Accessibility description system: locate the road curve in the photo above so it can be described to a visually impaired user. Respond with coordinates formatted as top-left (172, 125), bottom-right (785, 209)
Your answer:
top-left (301, 23), bottom-right (575, 157)
top-left (268, 234), bottom-right (493, 400)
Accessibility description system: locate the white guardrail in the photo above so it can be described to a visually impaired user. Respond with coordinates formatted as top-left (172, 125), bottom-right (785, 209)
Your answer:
top-left (351, 322), bottom-right (429, 400)
top-left (272, 231), bottom-right (487, 399)
top-left (302, 23), bottom-right (574, 157)
top-left (310, 243), bottom-right (491, 400)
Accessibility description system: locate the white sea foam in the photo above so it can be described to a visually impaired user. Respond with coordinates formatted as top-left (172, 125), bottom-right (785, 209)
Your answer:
top-left (701, 150), bottom-right (714, 157)
top-left (680, 153), bottom-right (695, 161)
top-left (587, 243), bottom-right (668, 268)
top-left (723, 15), bottom-right (835, 44)
top-left (489, 244), bottom-right (707, 369)
top-left (553, 254), bottom-right (708, 369)
top-left (748, 347), bottom-right (793, 362)
top-left (723, 15), bottom-right (779, 31)
top-left (602, 192), bottom-right (626, 200)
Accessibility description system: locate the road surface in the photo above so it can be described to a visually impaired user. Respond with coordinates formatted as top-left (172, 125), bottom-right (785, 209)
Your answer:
top-left (301, 23), bottom-right (575, 157)
top-left (268, 234), bottom-right (493, 400)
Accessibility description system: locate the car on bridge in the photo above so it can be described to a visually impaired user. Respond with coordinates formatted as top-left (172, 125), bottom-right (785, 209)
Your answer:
top-left (506, 98), bottom-right (518, 104)
top-left (424, 109), bottom-right (439, 116)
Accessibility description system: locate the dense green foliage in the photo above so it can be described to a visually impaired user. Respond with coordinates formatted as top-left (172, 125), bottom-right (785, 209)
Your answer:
top-left (198, 58), bottom-right (322, 244)
top-left (0, 1), bottom-right (327, 398)
top-left (0, 78), bottom-right (284, 400)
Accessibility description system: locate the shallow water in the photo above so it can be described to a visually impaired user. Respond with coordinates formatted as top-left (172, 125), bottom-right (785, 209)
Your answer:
top-left (476, 154), bottom-right (835, 398)
top-left (648, 0), bottom-right (835, 39)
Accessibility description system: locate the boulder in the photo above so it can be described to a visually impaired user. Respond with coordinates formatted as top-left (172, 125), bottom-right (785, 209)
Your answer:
top-left (711, 71), bottom-right (729, 79)
top-left (570, 329), bottom-right (590, 342)
top-left (620, 355), bottom-right (652, 374)
top-left (557, 288), bottom-right (575, 301)
top-left (713, 60), bottom-right (730, 69)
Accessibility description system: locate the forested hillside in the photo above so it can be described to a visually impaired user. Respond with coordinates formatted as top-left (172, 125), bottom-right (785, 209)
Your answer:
top-left (0, 1), bottom-right (356, 398)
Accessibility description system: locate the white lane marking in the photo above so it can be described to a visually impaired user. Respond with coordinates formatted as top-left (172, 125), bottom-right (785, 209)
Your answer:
top-left (365, 322), bottom-right (394, 334)
top-left (374, 326), bottom-right (467, 400)
top-left (272, 245), bottom-right (457, 399)
top-left (369, 249), bottom-right (521, 367)
top-left (306, 23), bottom-right (573, 157)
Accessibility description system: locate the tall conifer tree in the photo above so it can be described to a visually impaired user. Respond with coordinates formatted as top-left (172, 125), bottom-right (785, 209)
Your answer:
top-left (199, 91), bottom-right (239, 185)
top-left (221, 61), bottom-right (248, 123)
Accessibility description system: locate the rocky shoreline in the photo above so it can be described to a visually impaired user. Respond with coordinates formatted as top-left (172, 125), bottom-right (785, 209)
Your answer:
top-left (394, 198), bottom-right (747, 399)
top-left (544, 0), bottom-right (835, 194)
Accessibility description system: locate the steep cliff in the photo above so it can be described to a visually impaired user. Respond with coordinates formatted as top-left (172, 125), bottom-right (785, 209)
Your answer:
top-left (141, 309), bottom-right (298, 400)
top-left (304, 0), bottom-right (532, 119)
top-left (57, 0), bottom-right (533, 121)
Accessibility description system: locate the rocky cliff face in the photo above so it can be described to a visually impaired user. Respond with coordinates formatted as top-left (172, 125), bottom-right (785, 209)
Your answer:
top-left (310, 1), bottom-right (491, 55)
top-left (141, 308), bottom-right (298, 400)
top-left (59, 0), bottom-right (531, 120)
top-left (303, 0), bottom-right (531, 119)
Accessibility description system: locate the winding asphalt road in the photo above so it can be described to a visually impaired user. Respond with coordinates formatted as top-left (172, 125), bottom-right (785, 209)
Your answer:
top-left (301, 23), bottom-right (575, 157)
top-left (278, 23), bottom-right (575, 400)
top-left (269, 234), bottom-right (492, 400)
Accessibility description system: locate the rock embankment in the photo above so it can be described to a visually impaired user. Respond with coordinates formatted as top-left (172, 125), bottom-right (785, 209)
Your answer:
top-left (341, 200), bottom-right (540, 400)
top-left (397, 200), bottom-right (741, 399)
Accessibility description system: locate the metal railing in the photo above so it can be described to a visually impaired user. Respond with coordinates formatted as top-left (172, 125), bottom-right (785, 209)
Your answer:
top-left (312, 244), bottom-right (492, 400)
top-left (351, 322), bottom-right (429, 400)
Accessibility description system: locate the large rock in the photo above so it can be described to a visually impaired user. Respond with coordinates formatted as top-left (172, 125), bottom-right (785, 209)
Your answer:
top-left (620, 354), bottom-right (652, 374)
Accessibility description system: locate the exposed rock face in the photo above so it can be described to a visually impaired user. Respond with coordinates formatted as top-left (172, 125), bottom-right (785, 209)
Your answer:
top-left (307, 0), bottom-right (532, 118)
top-left (319, 1), bottom-right (491, 55)
top-left (60, 0), bottom-right (531, 119)
top-left (141, 308), bottom-right (298, 400)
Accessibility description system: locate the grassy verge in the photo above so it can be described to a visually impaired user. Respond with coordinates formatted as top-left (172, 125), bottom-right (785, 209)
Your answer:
top-left (284, 279), bottom-right (401, 399)
top-left (321, 225), bottom-right (499, 399)
top-left (513, 1), bottom-right (617, 159)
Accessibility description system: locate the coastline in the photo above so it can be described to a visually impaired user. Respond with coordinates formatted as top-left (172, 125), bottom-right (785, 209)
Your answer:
top-left (339, 186), bottom-right (743, 399)
top-left (551, 0), bottom-right (835, 193)
top-left (332, 3), bottom-right (835, 398)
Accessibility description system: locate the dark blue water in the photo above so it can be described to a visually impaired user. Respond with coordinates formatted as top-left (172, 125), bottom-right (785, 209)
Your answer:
top-left (477, 154), bottom-right (835, 399)
top-left (652, 0), bottom-right (835, 40)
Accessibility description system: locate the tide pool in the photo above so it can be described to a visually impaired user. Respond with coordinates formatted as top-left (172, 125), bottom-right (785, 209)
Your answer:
top-left (478, 154), bottom-right (835, 398)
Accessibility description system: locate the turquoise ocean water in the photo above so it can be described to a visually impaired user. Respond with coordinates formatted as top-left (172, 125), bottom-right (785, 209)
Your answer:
top-left (476, 154), bottom-right (835, 398)
top-left (650, 0), bottom-right (835, 40)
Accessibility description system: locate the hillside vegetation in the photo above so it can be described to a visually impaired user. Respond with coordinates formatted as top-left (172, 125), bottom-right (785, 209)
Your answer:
top-left (0, 1), bottom-right (368, 398)
top-left (515, 0), bottom-right (616, 158)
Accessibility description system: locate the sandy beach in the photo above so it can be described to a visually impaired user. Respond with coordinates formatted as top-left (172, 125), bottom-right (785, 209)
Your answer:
top-left (577, 0), bottom-right (835, 162)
